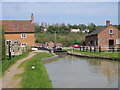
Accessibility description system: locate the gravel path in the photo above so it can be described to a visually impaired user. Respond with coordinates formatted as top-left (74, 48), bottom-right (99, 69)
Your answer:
top-left (1, 52), bottom-right (36, 88)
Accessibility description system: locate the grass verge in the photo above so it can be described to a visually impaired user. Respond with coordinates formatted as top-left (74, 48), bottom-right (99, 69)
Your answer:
top-left (1, 52), bottom-right (29, 76)
top-left (19, 53), bottom-right (53, 88)
top-left (66, 49), bottom-right (120, 59)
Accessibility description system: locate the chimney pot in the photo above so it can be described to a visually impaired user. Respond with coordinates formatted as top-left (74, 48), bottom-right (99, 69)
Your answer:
top-left (31, 13), bottom-right (34, 23)
top-left (106, 20), bottom-right (110, 26)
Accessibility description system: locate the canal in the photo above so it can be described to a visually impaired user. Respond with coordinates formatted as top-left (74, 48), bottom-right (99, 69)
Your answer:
top-left (43, 53), bottom-right (119, 88)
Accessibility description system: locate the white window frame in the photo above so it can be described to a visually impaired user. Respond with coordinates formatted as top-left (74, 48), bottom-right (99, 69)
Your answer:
top-left (21, 33), bottom-right (27, 38)
top-left (22, 43), bottom-right (27, 46)
top-left (116, 38), bottom-right (120, 44)
top-left (109, 29), bottom-right (113, 34)
top-left (6, 40), bottom-right (12, 45)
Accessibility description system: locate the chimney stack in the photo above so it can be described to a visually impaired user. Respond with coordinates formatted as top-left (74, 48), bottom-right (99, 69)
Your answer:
top-left (31, 13), bottom-right (34, 23)
top-left (106, 20), bottom-right (110, 26)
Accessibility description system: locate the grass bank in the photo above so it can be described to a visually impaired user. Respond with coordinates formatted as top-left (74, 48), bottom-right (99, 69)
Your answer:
top-left (66, 49), bottom-right (120, 59)
top-left (1, 52), bottom-right (29, 76)
top-left (19, 53), bottom-right (53, 88)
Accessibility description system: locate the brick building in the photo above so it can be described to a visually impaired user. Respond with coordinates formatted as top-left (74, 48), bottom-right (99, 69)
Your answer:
top-left (0, 14), bottom-right (35, 55)
top-left (1, 13), bottom-right (35, 47)
top-left (85, 20), bottom-right (120, 48)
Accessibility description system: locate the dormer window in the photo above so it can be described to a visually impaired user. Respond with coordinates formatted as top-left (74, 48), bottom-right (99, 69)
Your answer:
top-left (109, 29), bottom-right (113, 34)
top-left (24, 24), bottom-right (27, 28)
top-left (13, 24), bottom-right (17, 28)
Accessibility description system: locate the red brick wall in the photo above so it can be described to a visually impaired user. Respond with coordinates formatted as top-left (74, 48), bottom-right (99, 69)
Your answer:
top-left (5, 33), bottom-right (35, 46)
top-left (98, 25), bottom-right (120, 47)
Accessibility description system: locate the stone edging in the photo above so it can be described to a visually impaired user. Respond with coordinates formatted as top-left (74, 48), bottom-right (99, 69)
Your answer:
top-left (67, 51), bottom-right (120, 61)
top-left (41, 54), bottom-right (58, 61)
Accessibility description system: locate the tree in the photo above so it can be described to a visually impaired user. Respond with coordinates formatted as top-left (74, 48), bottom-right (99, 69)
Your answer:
top-left (72, 24), bottom-right (79, 29)
top-left (88, 23), bottom-right (96, 33)
top-left (0, 26), bottom-right (6, 60)
top-left (34, 22), bottom-right (41, 32)
top-left (79, 24), bottom-right (86, 31)
top-left (48, 26), bottom-right (55, 34)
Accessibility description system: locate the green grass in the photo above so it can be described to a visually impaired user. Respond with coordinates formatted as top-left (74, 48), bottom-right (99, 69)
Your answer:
top-left (1, 52), bottom-right (29, 76)
top-left (66, 49), bottom-right (120, 59)
top-left (35, 32), bottom-right (86, 46)
top-left (19, 53), bottom-right (53, 88)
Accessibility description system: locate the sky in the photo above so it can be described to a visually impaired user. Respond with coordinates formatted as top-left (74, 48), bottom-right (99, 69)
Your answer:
top-left (1, 2), bottom-right (119, 25)
top-left (1, 0), bottom-right (119, 2)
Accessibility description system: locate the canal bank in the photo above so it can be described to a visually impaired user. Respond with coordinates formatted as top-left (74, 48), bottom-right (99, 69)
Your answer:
top-left (64, 48), bottom-right (120, 61)
top-left (18, 52), bottom-right (54, 88)
top-left (44, 53), bottom-right (119, 88)
top-left (41, 54), bottom-right (58, 61)
top-left (67, 51), bottom-right (120, 61)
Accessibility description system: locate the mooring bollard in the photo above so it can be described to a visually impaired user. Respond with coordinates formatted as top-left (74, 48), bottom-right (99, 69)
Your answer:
top-left (72, 47), bottom-right (74, 52)
top-left (83, 46), bottom-right (85, 51)
top-left (90, 46), bottom-right (92, 52)
top-left (94, 46), bottom-right (96, 53)
top-left (86, 46), bottom-right (88, 52)
top-left (80, 47), bottom-right (81, 51)
top-left (112, 46), bottom-right (115, 52)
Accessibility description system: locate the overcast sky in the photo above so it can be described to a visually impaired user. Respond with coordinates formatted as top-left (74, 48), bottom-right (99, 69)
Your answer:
top-left (1, 2), bottom-right (119, 25)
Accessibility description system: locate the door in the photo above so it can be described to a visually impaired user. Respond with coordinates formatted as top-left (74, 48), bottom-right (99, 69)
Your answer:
top-left (109, 40), bottom-right (114, 48)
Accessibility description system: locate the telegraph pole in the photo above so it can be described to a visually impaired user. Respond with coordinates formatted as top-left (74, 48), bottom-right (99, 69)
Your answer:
top-left (55, 31), bottom-right (56, 44)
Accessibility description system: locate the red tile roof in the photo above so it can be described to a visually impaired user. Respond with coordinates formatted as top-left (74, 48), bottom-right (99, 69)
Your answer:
top-left (0, 20), bottom-right (34, 33)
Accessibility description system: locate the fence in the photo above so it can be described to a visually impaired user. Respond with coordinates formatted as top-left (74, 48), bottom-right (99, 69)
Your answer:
top-left (73, 46), bottom-right (120, 53)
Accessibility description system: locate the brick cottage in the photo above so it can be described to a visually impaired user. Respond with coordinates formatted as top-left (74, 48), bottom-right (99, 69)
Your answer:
top-left (1, 13), bottom-right (35, 46)
top-left (0, 14), bottom-right (35, 55)
top-left (85, 20), bottom-right (120, 48)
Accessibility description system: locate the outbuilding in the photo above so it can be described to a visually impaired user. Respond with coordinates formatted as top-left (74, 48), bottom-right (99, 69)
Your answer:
top-left (85, 20), bottom-right (120, 49)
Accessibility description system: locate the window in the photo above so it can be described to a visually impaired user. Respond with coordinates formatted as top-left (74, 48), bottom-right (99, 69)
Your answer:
top-left (6, 40), bottom-right (12, 45)
top-left (24, 24), bottom-right (27, 28)
top-left (116, 38), bottom-right (120, 44)
top-left (14, 40), bottom-right (20, 45)
top-left (21, 33), bottom-right (27, 38)
top-left (94, 40), bottom-right (98, 46)
top-left (109, 29), bottom-right (113, 34)
top-left (13, 24), bottom-right (17, 28)
top-left (22, 43), bottom-right (26, 46)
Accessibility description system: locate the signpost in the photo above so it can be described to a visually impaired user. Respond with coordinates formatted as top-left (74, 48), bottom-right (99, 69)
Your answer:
top-left (8, 41), bottom-right (12, 60)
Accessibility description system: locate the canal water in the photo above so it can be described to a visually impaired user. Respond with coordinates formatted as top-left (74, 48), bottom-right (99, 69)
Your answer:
top-left (43, 53), bottom-right (119, 88)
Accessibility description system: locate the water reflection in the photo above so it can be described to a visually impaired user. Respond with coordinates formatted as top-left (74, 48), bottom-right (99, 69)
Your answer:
top-left (44, 53), bottom-right (119, 88)
top-left (86, 58), bottom-right (118, 85)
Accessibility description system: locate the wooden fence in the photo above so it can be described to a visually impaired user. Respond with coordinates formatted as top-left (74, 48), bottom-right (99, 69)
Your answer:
top-left (73, 46), bottom-right (120, 53)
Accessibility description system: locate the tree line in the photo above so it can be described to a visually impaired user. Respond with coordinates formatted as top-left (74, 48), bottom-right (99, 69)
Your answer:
top-left (35, 22), bottom-right (120, 34)
top-left (35, 22), bottom-right (98, 34)
top-left (35, 22), bottom-right (119, 46)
